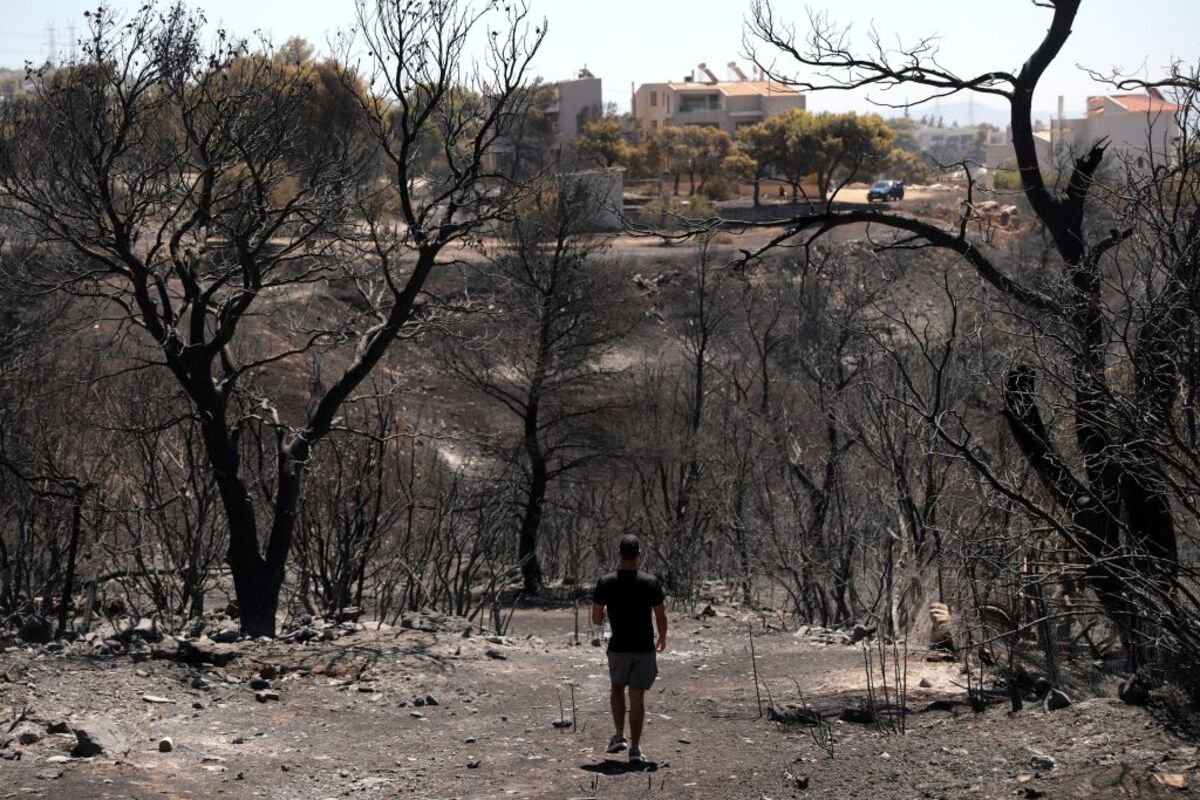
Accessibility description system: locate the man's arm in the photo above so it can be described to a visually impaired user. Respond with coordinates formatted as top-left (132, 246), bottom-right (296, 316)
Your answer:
top-left (591, 602), bottom-right (605, 627)
top-left (654, 604), bottom-right (668, 652)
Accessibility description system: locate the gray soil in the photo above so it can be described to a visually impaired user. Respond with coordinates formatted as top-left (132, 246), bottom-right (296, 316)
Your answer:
top-left (1, 605), bottom-right (1196, 799)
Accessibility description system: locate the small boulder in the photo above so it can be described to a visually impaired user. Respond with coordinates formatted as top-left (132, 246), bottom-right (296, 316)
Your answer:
top-left (928, 603), bottom-right (954, 648)
top-left (786, 771), bottom-right (810, 790)
top-left (285, 627), bottom-right (319, 643)
top-left (71, 718), bottom-right (128, 758)
top-left (424, 695), bottom-right (439, 707)
top-left (18, 615), bottom-right (52, 644)
top-left (211, 628), bottom-right (240, 644)
top-left (12, 722), bottom-right (44, 746)
top-left (172, 639), bottom-right (240, 666)
top-left (1152, 773), bottom-right (1188, 790)
top-left (142, 694), bottom-right (175, 705)
top-left (1029, 753), bottom-right (1056, 771)
top-left (249, 678), bottom-right (271, 691)
top-left (158, 737), bottom-right (174, 753)
top-left (1118, 675), bottom-right (1150, 706)
top-left (45, 719), bottom-right (71, 735)
top-left (133, 618), bottom-right (162, 642)
top-left (839, 706), bottom-right (877, 725)
top-left (255, 690), bottom-right (281, 703)
top-left (849, 624), bottom-right (875, 645)
top-left (1043, 689), bottom-right (1071, 711)
top-left (485, 649), bottom-right (507, 660)
top-left (918, 677), bottom-right (933, 688)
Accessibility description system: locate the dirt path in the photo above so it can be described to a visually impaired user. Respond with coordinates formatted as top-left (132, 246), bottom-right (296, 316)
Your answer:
top-left (1, 607), bottom-right (1195, 799)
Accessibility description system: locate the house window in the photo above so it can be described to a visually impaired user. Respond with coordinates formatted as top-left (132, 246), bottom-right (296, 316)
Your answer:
top-left (650, 91), bottom-right (658, 107)
top-left (679, 94), bottom-right (720, 113)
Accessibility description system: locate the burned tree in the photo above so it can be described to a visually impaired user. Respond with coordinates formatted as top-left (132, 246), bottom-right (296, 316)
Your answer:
top-left (0, 1), bottom-right (545, 636)
top-left (746, 0), bottom-right (1200, 667)
top-left (442, 179), bottom-right (624, 593)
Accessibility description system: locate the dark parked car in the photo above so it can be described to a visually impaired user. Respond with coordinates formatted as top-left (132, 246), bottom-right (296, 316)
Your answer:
top-left (867, 179), bottom-right (905, 202)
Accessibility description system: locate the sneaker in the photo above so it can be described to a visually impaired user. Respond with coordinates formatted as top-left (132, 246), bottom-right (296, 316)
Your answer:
top-left (628, 745), bottom-right (645, 764)
top-left (605, 734), bottom-right (627, 754)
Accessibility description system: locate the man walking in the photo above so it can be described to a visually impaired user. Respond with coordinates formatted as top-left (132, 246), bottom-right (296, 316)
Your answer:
top-left (591, 534), bottom-right (667, 765)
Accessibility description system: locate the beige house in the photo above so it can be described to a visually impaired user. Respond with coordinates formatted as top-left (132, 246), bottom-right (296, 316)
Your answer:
top-left (632, 63), bottom-right (805, 135)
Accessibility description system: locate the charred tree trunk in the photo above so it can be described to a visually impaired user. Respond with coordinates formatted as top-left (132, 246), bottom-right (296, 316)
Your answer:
top-left (55, 487), bottom-right (85, 638)
top-left (517, 450), bottom-right (548, 594)
top-left (517, 314), bottom-right (552, 594)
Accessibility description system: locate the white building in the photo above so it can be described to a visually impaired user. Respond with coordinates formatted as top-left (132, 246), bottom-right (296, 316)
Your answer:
top-left (984, 90), bottom-right (1181, 177)
top-left (546, 69), bottom-right (604, 154)
top-left (1065, 91), bottom-right (1181, 167)
top-left (632, 62), bottom-right (806, 135)
top-left (910, 123), bottom-right (988, 164)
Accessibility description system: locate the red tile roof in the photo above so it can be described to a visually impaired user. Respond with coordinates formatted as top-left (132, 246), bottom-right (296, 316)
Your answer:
top-left (1095, 93), bottom-right (1179, 114)
top-left (666, 80), bottom-right (802, 97)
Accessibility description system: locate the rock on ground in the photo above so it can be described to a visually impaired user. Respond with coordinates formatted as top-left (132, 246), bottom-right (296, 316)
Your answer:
top-left (71, 718), bottom-right (128, 758)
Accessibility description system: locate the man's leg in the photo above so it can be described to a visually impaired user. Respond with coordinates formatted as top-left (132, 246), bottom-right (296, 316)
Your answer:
top-left (610, 683), bottom-right (627, 736)
top-left (628, 688), bottom-right (645, 748)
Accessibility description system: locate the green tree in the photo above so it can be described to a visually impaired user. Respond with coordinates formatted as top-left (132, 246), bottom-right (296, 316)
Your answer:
top-left (886, 116), bottom-right (920, 152)
top-left (627, 126), bottom-right (665, 179)
top-left (806, 112), bottom-right (894, 199)
top-left (886, 147), bottom-right (933, 184)
top-left (573, 115), bottom-right (627, 168)
top-left (736, 121), bottom-right (780, 206)
top-left (658, 125), bottom-right (695, 195)
top-left (760, 110), bottom-right (895, 202)
top-left (681, 125), bottom-right (734, 197)
top-left (763, 109), bottom-right (817, 202)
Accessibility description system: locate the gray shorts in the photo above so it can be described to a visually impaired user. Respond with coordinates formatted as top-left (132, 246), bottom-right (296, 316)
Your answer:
top-left (607, 650), bottom-right (658, 690)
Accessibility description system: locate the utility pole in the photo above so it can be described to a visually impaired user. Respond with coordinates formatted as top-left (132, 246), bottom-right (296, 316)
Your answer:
top-left (45, 24), bottom-right (58, 65)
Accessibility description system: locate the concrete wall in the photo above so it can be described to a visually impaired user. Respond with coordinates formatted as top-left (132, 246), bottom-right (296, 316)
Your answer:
top-left (561, 168), bottom-right (625, 231)
top-left (984, 100), bottom-right (1180, 177)
top-left (761, 94), bottom-right (806, 116)
top-left (1074, 110), bottom-right (1179, 168)
top-left (555, 77), bottom-right (603, 149)
top-left (632, 83), bottom-right (671, 130)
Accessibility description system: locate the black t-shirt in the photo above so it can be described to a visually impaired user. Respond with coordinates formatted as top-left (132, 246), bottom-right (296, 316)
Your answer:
top-left (593, 569), bottom-right (665, 653)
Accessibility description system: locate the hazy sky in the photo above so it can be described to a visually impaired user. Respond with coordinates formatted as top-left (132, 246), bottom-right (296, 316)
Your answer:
top-left (2, 0), bottom-right (1197, 120)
